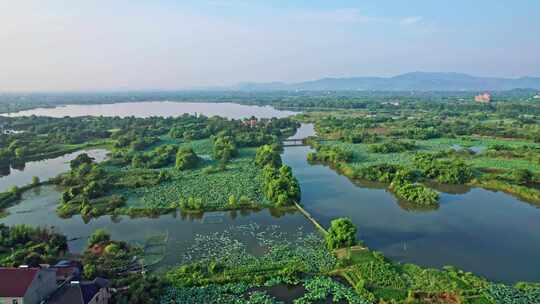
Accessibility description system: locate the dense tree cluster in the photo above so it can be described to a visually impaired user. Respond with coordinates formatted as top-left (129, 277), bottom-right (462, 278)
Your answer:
top-left (213, 135), bottom-right (238, 163)
top-left (82, 229), bottom-right (139, 279)
top-left (414, 153), bottom-right (474, 184)
top-left (175, 147), bottom-right (200, 170)
top-left (0, 224), bottom-right (67, 267)
top-left (356, 164), bottom-right (411, 183)
top-left (390, 180), bottom-right (439, 207)
top-left (112, 275), bottom-right (168, 304)
top-left (115, 134), bottom-right (159, 151)
top-left (343, 130), bottom-right (380, 144)
top-left (355, 164), bottom-right (439, 206)
top-left (261, 165), bottom-right (301, 206)
top-left (0, 186), bottom-right (22, 210)
top-left (258, 145), bottom-right (301, 207)
top-left (57, 154), bottom-right (124, 218)
top-left (325, 218), bottom-right (357, 250)
top-left (390, 127), bottom-right (442, 140)
top-left (132, 145), bottom-right (178, 169)
top-left (255, 144), bottom-right (282, 168)
top-left (307, 145), bottom-right (353, 164)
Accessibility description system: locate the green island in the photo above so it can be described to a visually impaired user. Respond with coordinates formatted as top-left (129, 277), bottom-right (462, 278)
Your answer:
top-left (0, 91), bottom-right (540, 304)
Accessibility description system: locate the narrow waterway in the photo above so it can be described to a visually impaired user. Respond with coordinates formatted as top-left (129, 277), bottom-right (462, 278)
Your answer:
top-left (282, 124), bottom-right (540, 283)
top-left (0, 149), bottom-right (108, 192)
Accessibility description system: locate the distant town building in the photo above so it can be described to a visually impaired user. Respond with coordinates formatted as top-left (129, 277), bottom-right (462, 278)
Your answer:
top-left (474, 93), bottom-right (491, 103)
top-left (243, 117), bottom-right (258, 128)
top-left (533, 94), bottom-right (540, 99)
top-left (0, 267), bottom-right (57, 304)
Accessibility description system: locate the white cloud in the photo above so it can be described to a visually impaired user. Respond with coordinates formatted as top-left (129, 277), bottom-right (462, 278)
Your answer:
top-left (400, 16), bottom-right (423, 25)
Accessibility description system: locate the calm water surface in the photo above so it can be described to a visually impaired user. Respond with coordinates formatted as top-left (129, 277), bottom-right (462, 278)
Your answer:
top-left (0, 185), bottom-right (314, 268)
top-left (0, 149), bottom-right (108, 192)
top-left (282, 124), bottom-right (540, 283)
top-left (4, 101), bottom-right (297, 119)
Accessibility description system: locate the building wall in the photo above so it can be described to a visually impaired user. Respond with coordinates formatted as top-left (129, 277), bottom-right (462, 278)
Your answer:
top-left (88, 288), bottom-right (111, 304)
top-left (23, 270), bottom-right (57, 304)
top-left (1, 297), bottom-right (24, 304)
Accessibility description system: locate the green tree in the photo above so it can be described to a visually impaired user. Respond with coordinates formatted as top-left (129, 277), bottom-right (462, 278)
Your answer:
top-left (213, 136), bottom-right (238, 163)
top-left (83, 263), bottom-right (97, 279)
top-left (512, 169), bottom-right (533, 184)
top-left (9, 185), bottom-right (19, 195)
top-left (255, 144), bottom-right (282, 168)
top-left (228, 194), bottom-right (237, 207)
top-left (131, 155), bottom-right (143, 168)
top-left (175, 147), bottom-right (200, 170)
top-left (325, 218), bottom-right (357, 250)
top-left (88, 229), bottom-right (111, 247)
top-left (70, 153), bottom-right (94, 169)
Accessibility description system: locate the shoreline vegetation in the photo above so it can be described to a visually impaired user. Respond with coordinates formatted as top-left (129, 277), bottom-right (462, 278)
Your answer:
top-left (301, 104), bottom-right (540, 208)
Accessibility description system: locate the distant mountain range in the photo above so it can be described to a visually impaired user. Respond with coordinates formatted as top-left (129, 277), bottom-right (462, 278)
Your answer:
top-left (233, 72), bottom-right (540, 91)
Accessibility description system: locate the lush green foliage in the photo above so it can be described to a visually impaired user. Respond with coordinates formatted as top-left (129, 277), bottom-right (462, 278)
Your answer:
top-left (325, 218), bottom-right (357, 250)
top-left (213, 135), bottom-right (239, 163)
top-left (293, 276), bottom-right (370, 304)
top-left (0, 186), bottom-right (22, 210)
top-left (112, 275), bottom-right (169, 304)
top-left (255, 144), bottom-right (282, 168)
top-left (307, 144), bottom-right (353, 164)
top-left (368, 141), bottom-right (417, 154)
top-left (175, 147), bottom-right (200, 170)
top-left (82, 229), bottom-right (141, 279)
top-left (0, 224), bottom-right (67, 267)
top-left (261, 164), bottom-right (301, 206)
top-left (390, 181), bottom-right (439, 207)
top-left (485, 284), bottom-right (540, 304)
top-left (414, 153), bottom-right (474, 184)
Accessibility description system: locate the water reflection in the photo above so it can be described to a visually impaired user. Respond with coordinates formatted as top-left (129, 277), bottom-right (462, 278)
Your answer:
top-left (0, 149), bottom-right (109, 192)
top-left (282, 124), bottom-right (540, 283)
top-left (0, 185), bottom-right (315, 269)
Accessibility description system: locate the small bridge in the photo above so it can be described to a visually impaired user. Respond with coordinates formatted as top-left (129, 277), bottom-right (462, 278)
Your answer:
top-left (283, 138), bottom-right (307, 147)
top-left (282, 137), bottom-right (326, 147)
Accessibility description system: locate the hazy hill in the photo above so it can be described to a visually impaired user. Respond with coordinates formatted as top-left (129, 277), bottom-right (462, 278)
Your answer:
top-left (235, 72), bottom-right (540, 91)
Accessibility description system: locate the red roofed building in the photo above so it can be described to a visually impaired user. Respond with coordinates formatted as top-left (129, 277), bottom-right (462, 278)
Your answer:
top-left (474, 93), bottom-right (491, 103)
top-left (0, 267), bottom-right (57, 304)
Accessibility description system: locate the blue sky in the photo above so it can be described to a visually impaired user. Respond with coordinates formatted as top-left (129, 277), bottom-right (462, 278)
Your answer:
top-left (0, 0), bottom-right (539, 91)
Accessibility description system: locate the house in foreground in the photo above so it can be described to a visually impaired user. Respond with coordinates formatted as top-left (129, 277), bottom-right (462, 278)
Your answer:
top-left (0, 267), bottom-right (57, 304)
top-left (46, 278), bottom-right (110, 304)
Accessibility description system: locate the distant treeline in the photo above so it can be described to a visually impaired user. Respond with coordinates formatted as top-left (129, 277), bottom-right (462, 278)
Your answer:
top-left (0, 89), bottom-right (538, 113)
